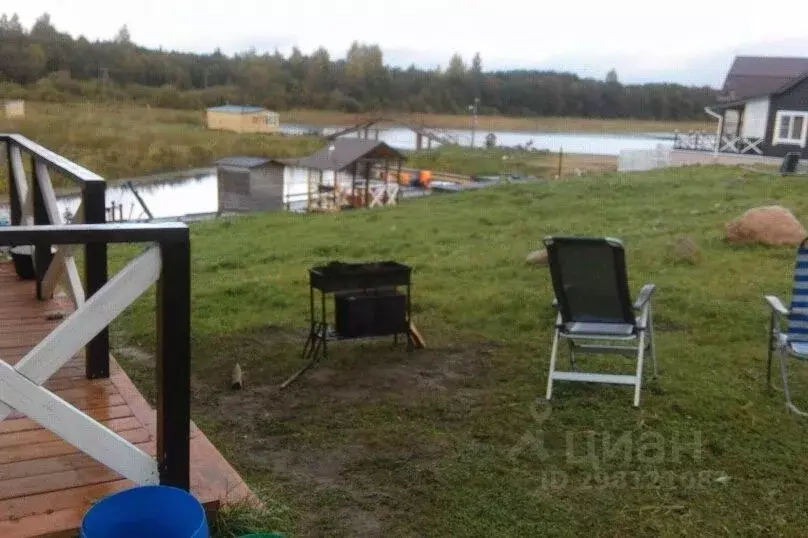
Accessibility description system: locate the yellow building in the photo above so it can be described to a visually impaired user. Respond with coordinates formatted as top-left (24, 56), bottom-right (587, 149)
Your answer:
top-left (205, 105), bottom-right (280, 134)
top-left (3, 99), bottom-right (25, 118)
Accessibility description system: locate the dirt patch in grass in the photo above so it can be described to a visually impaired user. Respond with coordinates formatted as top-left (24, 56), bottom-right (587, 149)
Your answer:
top-left (192, 331), bottom-right (493, 536)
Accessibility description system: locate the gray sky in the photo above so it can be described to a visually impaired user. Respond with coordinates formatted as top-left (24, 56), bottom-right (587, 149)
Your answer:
top-left (12, 0), bottom-right (808, 87)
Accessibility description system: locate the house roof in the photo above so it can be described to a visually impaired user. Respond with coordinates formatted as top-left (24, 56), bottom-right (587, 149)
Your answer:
top-left (207, 105), bottom-right (268, 114)
top-left (293, 139), bottom-right (406, 172)
top-left (214, 156), bottom-right (288, 168)
top-left (719, 56), bottom-right (808, 101)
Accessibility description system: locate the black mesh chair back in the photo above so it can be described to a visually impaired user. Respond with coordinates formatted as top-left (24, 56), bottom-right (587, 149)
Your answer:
top-left (544, 236), bottom-right (635, 327)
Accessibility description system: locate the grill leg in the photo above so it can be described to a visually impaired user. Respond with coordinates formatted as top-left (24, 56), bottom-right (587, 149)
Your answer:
top-left (282, 323), bottom-right (325, 389)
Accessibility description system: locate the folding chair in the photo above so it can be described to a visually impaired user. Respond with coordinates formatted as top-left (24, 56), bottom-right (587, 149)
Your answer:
top-left (765, 237), bottom-right (808, 416)
top-left (543, 236), bottom-right (657, 407)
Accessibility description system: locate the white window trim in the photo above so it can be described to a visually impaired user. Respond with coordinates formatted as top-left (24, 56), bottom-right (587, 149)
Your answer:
top-left (773, 110), bottom-right (808, 147)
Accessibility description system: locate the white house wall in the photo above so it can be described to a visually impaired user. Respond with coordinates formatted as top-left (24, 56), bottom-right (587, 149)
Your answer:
top-left (741, 97), bottom-right (770, 139)
top-left (283, 166), bottom-right (309, 205)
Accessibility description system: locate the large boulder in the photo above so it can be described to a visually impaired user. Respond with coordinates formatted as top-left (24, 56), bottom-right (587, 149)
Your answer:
top-left (726, 205), bottom-right (807, 246)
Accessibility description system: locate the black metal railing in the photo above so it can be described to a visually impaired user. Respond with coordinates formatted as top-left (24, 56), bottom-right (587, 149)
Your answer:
top-left (0, 222), bottom-right (192, 489)
top-left (2, 133), bottom-right (109, 378)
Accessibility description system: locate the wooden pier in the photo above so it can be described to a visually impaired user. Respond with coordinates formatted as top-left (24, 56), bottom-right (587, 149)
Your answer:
top-left (0, 262), bottom-right (256, 537)
top-left (325, 116), bottom-right (459, 149)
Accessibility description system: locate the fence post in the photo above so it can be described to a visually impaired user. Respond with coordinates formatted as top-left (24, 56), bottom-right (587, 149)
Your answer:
top-left (156, 231), bottom-right (191, 490)
top-left (83, 181), bottom-right (110, 379)
top-left (5, 142), bottom-right (21, 226)
top-left (31, 157), bottom-right (54, 300)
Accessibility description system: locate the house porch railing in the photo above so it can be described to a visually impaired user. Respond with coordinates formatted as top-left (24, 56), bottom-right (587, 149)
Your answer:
top-left (673, 130), bottom-right (764, 155)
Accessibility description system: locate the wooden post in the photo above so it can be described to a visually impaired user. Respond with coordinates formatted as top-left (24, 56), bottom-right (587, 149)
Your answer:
top-left (156, 231), bottom-right (191, 490)
top-left (396, 160), bottom-right (403, 204)
top-left (6, 142), bottom-right (21, 226)
top-left (384, 159), bottom-right (390, 204)
top-left (365, 161), bottom-right (371, 208)
top-left (558, 147), bottom-right (563, 179)
top-left (127, 182), bottom-right (154, 220)
top-left (352, 163), bottom-right (358, 206)
top-left (307, 169), bottom-right (312, 211)
top-left (333, 170), bottom-right (339, 209)
top-left (83, 182), bottom-right (109, 379)
top-left (31, 157), bottom-right (54, 301)
top-left (318, 170), bottom-right (324, 210)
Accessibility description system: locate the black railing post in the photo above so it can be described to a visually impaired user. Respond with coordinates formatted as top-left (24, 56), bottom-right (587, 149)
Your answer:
top-left (156, 231), bottom-right (191, 490)
top-left (83, 181), bottom-right (110, 379)
top-left (31, 158), bottom-right (54, 300)
top-left (5, 142), bottom-right (21, 226)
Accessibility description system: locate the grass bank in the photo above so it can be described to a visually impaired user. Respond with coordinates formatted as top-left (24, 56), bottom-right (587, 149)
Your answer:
top-left (0, 102), bottom-right (617, 196)
top-left (107, 165), bottom-right (808, 536)
top-left (283, 108), bottom-right (713, 134)
top-left (0, 101), bottom-right (324, 192)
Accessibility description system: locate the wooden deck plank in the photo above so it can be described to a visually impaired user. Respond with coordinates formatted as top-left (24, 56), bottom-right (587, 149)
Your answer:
top-left (0, 261), bottom-right (256, 537)
top-left (0, 405), bottom-right (133, 435)
top-left (0, 427), bottom-right (152, 465)
top-left (0, 442), bottom-right (152, 483)
top-left (0, 417), bottom-right (142, 449)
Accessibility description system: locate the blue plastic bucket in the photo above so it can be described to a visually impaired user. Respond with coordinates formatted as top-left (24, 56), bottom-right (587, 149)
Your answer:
top-left (80, 485), bottom-right (209, 538)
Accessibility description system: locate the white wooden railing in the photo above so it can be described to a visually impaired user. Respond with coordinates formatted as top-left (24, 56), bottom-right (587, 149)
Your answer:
top-left (0, 246), bottom-right (163, 484)
top-left (673, 130), bottom-right (764, 155)
top-left (1, 133), bottom-right (193, 490)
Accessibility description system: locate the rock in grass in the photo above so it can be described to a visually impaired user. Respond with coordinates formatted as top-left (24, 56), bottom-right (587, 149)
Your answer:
top-left (726, 205), bottom-right (806, 246)
top-left (525, 249), bottom-right (548, 265)
top-left (231, 363), bottom-right (243, 390)
top-left (670, 236), bottom-right (701, 265)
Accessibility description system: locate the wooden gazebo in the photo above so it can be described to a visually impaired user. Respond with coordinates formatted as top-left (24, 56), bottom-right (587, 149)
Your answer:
top-left (292, 139), bottom-right (407, 212)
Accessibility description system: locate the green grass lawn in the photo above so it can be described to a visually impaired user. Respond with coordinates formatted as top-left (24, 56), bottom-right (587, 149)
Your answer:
top-left (107, 164), bottom-right (808, 537)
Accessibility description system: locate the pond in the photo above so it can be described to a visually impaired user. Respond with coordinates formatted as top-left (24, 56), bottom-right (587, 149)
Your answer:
top-left (0, 172), bottom-right (219, 224)
top-left (0, 123), bottom-right (671, 223)
top-left (281, 123), bottom-right (674, 156)
top-left (0, 171), bottom-right (436, 224)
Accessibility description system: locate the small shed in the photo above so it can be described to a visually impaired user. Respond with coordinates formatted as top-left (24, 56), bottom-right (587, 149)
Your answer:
top-left (206, 105), bottom-right (280, 134)
top-left (3, 100), bottom-right (25, 118)
top-left (214, 156), bottom-right (293, 213)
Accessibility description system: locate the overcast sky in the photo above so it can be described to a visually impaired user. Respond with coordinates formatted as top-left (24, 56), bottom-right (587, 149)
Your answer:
top-left (11, 0), bottom-right (808, 87)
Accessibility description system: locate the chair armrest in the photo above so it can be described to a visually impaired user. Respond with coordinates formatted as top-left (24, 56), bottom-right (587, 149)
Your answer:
top-left (764, 295), bottom-right (789, 316)
top-left (633, 284), bottom-right (656, 310)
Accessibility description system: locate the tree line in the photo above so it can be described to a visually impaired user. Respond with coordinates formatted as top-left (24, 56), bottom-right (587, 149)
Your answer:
top-left (0, 13), bottom-right (718, 120)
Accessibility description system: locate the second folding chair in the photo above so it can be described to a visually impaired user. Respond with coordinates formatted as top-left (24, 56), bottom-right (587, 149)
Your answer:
top-left (543, 236), bottom-right (658, 407)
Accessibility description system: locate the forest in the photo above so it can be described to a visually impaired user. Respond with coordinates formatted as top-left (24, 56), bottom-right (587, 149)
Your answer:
top-left (0, 12), bottom-right (719, 120)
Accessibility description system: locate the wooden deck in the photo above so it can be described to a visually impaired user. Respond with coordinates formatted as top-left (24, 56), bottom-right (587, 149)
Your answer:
top-left (0, 260), bottom-right (256, 538)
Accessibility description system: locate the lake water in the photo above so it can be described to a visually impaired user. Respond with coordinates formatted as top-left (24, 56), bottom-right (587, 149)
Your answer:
top-left (0, 173), bottom-right (219, 224)
top-left (0, 123), bottom-right (673, 223)
top-left (281, 123), bottom-right (675, 156)
top-left (0, 171), bottom-right (434, 223)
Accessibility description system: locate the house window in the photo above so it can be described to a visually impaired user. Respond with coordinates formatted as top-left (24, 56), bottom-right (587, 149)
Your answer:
top-left (773, 111), bottom-right (808, 146)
